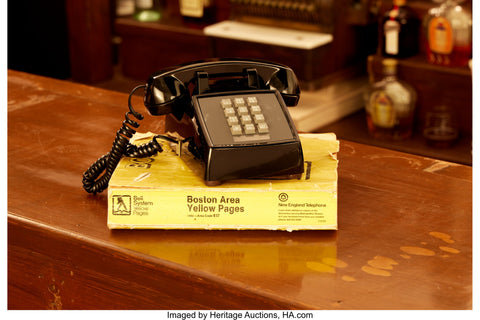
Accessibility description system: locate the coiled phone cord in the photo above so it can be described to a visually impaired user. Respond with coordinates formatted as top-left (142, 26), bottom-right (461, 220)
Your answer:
top-left (82, 85), bottom-right (176, 194)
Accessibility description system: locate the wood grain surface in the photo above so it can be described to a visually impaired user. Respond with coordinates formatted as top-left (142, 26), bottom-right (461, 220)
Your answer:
top-left (8, 70), bottom-right (472, 309)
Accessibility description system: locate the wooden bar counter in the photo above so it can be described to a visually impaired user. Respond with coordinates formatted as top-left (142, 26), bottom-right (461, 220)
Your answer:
top-left (7, 70), bottom-right (472, 310)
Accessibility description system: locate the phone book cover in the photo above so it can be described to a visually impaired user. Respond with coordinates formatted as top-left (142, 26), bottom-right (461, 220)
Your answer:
top-left (107, 133), bottom-right (339, 231)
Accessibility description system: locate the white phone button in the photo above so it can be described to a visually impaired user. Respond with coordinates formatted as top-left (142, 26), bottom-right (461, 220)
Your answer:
top-left (247, 97), bottom-right (258, 106)
top-left (221, 98), bottom-right (232, 108)
top-left (237, 106), bottom-right (249, 116)
top-left (227, 116), bottom-right (239, 126)
top-left (240, 115), bottom-right (252, 124)
top-left (250, 105), bottom-right (262, 114)
top-left (244, 123), bottom-right (256, 135)
top-left (257, 122), bottom-right (269, 133)
top-left (230, 125), bottom-right (243, 136)
top-left (224, 107), bottom-right (236, 117)
top-left (233, 97), bottom-right (245, 107)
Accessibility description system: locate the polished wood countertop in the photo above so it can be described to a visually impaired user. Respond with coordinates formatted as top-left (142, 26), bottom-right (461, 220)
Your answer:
top-left (7, 70), bottom-right (472, 309)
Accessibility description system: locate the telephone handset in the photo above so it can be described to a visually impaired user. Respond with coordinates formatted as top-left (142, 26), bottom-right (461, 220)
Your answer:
top-left (83, 59), bottom-right (304, 193)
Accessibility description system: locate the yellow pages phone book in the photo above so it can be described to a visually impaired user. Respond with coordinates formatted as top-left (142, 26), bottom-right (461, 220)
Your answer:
top-left (108, 133), bottom-right (339, 231)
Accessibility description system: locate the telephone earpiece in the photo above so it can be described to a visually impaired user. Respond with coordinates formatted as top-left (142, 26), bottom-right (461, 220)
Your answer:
top-left (267, 68), bottom-right (300, 107)
top-left (144, 75), bottom-right (190, 121)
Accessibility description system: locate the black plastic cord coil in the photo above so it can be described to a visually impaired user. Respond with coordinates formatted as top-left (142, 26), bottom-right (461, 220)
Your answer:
top-left (126, 139), bottom-right (161, 158)
top-left (82, 85), bottom-right (164, 194)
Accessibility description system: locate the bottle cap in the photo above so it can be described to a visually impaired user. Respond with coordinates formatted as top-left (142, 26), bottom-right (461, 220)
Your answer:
top-left (382, 58), bottom-right (398, 74)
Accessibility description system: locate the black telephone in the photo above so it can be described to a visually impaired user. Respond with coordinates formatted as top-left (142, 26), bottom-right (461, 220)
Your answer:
top-left (83, 58), bottom-right (304, 193)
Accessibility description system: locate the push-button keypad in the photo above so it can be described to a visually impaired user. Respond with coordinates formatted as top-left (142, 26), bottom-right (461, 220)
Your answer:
top-left (220, 96), bottom-right (270, 138)
top-left (194, 91), bottom-right (296, 147)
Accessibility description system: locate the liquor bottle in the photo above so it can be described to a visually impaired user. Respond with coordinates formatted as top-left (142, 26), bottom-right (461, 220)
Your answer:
top-left (133, 0), bottom-right (162, 22)
top-left (424, 0), bottom-right (472, 67)
top-left (364, 59), bottom-right (417, 140)
top-left (179, 0), bottom-right (216, 26)
top-left (382, 0), bottom-right (420, 58)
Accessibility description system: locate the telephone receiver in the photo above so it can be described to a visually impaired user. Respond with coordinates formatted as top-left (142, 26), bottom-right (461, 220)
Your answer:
top-left (143, 58), bottom-right (301, 121)
top-left (83, 58), bottom-right (304, 193)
